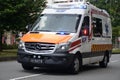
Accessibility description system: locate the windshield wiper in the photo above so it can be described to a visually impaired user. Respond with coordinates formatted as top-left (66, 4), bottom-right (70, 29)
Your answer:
top-left (30, 31), bottom-right (39, 34)
top-left (36, 30), bottom-right (52, 32)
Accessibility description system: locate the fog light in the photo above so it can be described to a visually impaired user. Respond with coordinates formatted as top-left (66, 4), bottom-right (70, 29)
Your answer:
top-left (33, 55), bottom-right (36, 58)
top-left (38, 56), bottom-right (41, 58)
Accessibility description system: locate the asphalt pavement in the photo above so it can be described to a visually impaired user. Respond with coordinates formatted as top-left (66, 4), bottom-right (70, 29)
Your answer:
top-left (0, 54), bottom-right (120, 80)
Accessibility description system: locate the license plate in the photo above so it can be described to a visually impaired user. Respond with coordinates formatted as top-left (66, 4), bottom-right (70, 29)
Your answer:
top-left (31, 59), bottom-right (43, 63)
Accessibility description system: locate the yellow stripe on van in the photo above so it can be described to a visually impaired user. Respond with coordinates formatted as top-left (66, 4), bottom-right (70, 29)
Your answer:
top-left (91, 44), bottom-right (112, 52)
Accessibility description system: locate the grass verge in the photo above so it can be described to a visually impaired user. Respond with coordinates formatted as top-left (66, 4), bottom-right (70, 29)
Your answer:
top-left (112, 48), bottom-right (120, 54)
top-left (0, 49), bottom-right (17, 58)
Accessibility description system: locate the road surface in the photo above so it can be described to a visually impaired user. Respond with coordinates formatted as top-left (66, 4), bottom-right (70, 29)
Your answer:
top-left (0, 54), bottom-right (120, 80)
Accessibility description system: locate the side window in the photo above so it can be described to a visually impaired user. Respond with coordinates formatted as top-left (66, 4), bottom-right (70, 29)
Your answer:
top-left (92, 18), bottom-right (102, 37)
top-left (79, 16), bottom-right (89, 37)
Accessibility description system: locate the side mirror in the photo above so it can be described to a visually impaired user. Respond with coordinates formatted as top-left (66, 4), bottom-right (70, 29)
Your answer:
top-left (26, 24), bottom-right (32, 31)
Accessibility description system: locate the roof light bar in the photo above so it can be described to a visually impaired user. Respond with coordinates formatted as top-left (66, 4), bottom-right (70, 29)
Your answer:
top-left (47, 0), bottom-right (88, 4)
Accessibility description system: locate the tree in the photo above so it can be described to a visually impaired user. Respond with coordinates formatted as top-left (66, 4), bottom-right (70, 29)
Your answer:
top-left (0, 0), bottom-right (46, 51)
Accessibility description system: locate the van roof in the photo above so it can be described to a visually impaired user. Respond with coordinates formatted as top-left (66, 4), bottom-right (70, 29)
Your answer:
top-left (45, 0), bottom-right (109, 17)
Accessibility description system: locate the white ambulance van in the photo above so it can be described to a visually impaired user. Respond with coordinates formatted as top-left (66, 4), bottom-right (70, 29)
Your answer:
top-left (17, 0), bottom-right (112, 74)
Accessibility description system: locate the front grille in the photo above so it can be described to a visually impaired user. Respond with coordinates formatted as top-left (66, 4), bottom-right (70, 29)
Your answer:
top-left (25, 42), bottom-right (55, 53)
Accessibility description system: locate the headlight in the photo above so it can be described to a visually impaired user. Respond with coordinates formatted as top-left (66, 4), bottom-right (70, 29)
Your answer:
top-left (18, 40), bottom-right (25, 49)
top-left (56, 42), bottom-right (71, 52)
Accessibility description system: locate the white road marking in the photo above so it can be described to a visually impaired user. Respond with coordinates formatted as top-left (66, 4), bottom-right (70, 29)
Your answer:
top-left (9, 74), bottom-right (40, 80)
top-left (110, 60), bottom-right (120, 63)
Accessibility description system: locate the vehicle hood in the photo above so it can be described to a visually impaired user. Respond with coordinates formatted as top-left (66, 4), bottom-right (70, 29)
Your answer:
top-left (21, 33), bottom-right (72, 44)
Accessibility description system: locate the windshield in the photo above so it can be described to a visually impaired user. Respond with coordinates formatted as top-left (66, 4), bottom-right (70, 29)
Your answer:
top-left (31, 14), bottom-right (81, 33)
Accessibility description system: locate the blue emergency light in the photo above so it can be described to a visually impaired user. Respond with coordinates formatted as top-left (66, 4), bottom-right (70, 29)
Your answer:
top-left (71, 4), bottom-right (87, 9)
top-left (56, 31), bottom-right (70, 35)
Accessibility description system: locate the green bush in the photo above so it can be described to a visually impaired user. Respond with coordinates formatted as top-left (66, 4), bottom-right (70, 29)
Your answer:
top-left (2, 44), bottom-right (18, 50)
top-left (112, 48), bottom-right (120, 54)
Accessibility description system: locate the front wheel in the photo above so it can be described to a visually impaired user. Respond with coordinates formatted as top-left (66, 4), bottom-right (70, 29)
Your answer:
top-left (22, 64), bottom-right (34, 70)
top-left (69, 56), bottom-right (82, 74)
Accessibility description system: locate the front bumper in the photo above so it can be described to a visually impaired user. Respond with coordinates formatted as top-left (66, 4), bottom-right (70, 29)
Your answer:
top-left (17, 49), bottom-right (74, 68)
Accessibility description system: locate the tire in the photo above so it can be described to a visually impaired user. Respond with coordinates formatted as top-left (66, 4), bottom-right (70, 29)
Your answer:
top-left (69, 55), bottom-right (82, 74)
top-left (99, 54), bottom-right (108, 68)
top-left (22, 64), bottom-right (34, 70)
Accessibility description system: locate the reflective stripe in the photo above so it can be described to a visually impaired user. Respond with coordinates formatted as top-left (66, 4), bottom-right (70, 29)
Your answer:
top-left (91, 44), bottom-right (112, 52)
top-left (69, 39), bottom-right (81, 52)
top-left (69, 44), bottom-right (81, 52)
top-left (70, 39), bottom-right (81, 48)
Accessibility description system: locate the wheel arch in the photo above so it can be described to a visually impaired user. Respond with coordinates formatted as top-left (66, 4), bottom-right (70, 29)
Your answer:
top-left (75, 51), bottom-right (83, 64)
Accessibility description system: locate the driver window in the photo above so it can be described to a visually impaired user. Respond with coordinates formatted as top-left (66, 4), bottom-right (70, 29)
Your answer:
top-left (79, 16), bottom-right (89, 37)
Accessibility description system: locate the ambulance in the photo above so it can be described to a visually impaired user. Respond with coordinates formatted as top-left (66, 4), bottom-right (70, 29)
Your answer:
top-left (17, 0), bottom-right (112, 74)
